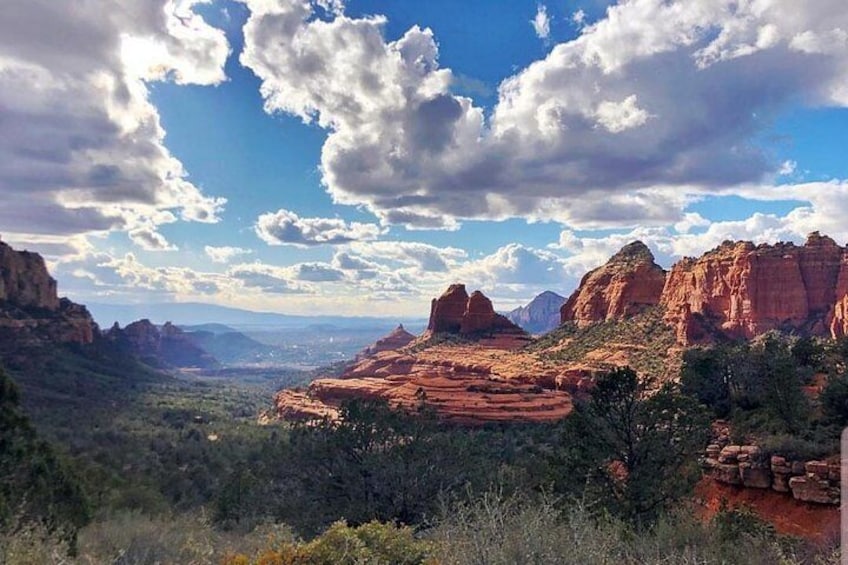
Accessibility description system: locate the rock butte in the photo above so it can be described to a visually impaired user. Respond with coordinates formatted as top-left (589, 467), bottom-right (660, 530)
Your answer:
top-left (562, 232), bottom-right (848, 344)
top-left (426, 284), bottom-right (525, 337)
top-left (561, 241), bottom-right (666, 328)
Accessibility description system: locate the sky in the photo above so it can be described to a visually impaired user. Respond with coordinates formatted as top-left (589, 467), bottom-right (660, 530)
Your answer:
top-left (1, 0), bottom-right (847, 317)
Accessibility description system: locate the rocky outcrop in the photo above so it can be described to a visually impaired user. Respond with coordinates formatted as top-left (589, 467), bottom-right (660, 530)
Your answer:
top-left (0, 240), bottom-right (97, 346)
top-left (357, 325), bottom-right (416, 359)
top-left (703, 444), bottom-right (839, 505)
top-left (560, 241), bottom-right (666, 328)
top-left (661, 233), bottom-right (848, 343)
top-left (106, 320), bottom-right (218, 369)
top-left (506, 291), bottom-right (565, 334)
top-left (0, 241), bottom-right (60, 310)
top-left (427, 285), bottom-right (525, 337)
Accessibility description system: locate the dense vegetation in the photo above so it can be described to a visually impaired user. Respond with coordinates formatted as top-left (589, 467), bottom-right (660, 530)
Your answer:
top-left (680, 332), bottom-right (846, 458)
top-left (1, 332), bottom-right (843, 563)
top-left (532, 307), bottom-right (678, 377)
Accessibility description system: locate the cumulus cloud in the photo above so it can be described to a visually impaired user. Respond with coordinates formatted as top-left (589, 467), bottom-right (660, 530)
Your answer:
top-left (204, 246), bottom-right (253, 263)
top-left (456, 244), bottom-right (568, 287)
top-left (240, 0), bottom-right (848, 229)
top-left (0, 0), bottom-right (229, 247)
top-left (531, 5), bottom-right (551, 39)
top-left (255, 209), bottom-right (384, 246)
top-left (346, 241), bottom-right (467, 272)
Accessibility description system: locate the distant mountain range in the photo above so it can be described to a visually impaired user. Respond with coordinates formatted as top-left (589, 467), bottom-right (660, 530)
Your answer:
top-left (506, 291), bottom-right (565, 334)
top-left (87, 302), bottom-right (427, 331)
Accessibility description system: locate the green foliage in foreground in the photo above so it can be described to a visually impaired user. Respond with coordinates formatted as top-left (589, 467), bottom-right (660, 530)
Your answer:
top-left (7, 494), bottom-right (834, 565)
top-left (550, 367), bottom-right (711, 525)
top-left (0, 366), bottom-right (89, 554)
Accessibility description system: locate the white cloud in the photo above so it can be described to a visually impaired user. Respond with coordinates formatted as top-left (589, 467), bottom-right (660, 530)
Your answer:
top-left (0, 1), bottom-right (230, 248)
top-left (345, 241), bottom-right (467, 272)
top-left (255, 209), bottom-right (385, 246)
top-left (571, 9), bottom-right (586, 27)
top-left (240, 0), bottom-right (848, 230)
top-left (779, 160), bottom-right (798, 176)
top-left (594, 95), bottom-right (652, 133)
top-left (204, 246), bottom-right (253, 263)
top-left (531, 5), bottom-right (551, 40)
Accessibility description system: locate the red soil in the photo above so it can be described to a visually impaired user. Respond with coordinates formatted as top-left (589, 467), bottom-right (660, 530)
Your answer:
top-left (693, 477), bottom-right (841, 543)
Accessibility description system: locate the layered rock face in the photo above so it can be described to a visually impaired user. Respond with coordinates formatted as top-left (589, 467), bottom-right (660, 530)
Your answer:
top-left (107, 320), bottom-right (218, 369)
top-left (274, 345), bottom-right (574, 425)
top-left (704, 444), bottom-right (840, 505)
top-left (274, 284), bottom-right (570, 425)
top-left (428, 284), bottom-right (524, 336)
top-left (560, 241), bottom-right (667, 328)
top-left (506, 291), bottom-right (565, 334)
top-left (357, 324), bottom-right (416, 359)
top-left (559, 234), bottom-right (848, 344)
top-left (661, 233), bottom-right (848, 343)
top-left (0, 241), bottom-right (96, 346)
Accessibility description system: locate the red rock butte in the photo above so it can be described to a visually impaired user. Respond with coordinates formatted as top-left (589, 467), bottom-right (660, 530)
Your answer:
top-left (560, 241), bottom-right (666, 328)
top-left (357, 324), bottom-right (415, 360)
top-left (427, 284), bottom-right (525, 337)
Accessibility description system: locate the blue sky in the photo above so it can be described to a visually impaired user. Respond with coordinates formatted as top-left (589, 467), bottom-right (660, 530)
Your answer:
top-left (1, 0), bottom-right (847, 316)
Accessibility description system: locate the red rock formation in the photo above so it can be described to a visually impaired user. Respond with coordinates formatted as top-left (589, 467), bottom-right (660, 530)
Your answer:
top-left (427, 284), bottom-right (469, 333)
top-left (427, 284), bottom-right (524, 337)
top-left (274, 348), bottom-right (573, 425)
top-left (357, 324), bottom-right (416, 359)
top-left (274, 323), bottom-right (581, 425)
top-left (560, 241), bottom-right (666, 327)
top-left (0, 241), bottom-right (60, 310)
top-left (0, 241), bottom-right (97, 346)
top-left (661, 233), bottom-right (848, 343)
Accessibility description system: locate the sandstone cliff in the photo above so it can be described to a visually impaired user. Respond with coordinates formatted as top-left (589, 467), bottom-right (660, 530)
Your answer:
top-left (0, 240), bottom-right (97, 346)
top-left (274, 285), bottom-right (572, 425)
top-left (560, 241), bottom-right (666, 328)
top-left (506, 291), bottom-right (565, 334)
top-left (557, 234), bottom-right (848, 344)
top-left (661, 232), bottom-right (848, 343)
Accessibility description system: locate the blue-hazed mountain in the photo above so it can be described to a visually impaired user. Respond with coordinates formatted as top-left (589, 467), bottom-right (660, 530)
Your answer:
top-left (506, 291), bottom-right (566, 334)
top-left (179, 324), bottom-right (279, 366)
top-left (87, 301), bottom-right (426, 330)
